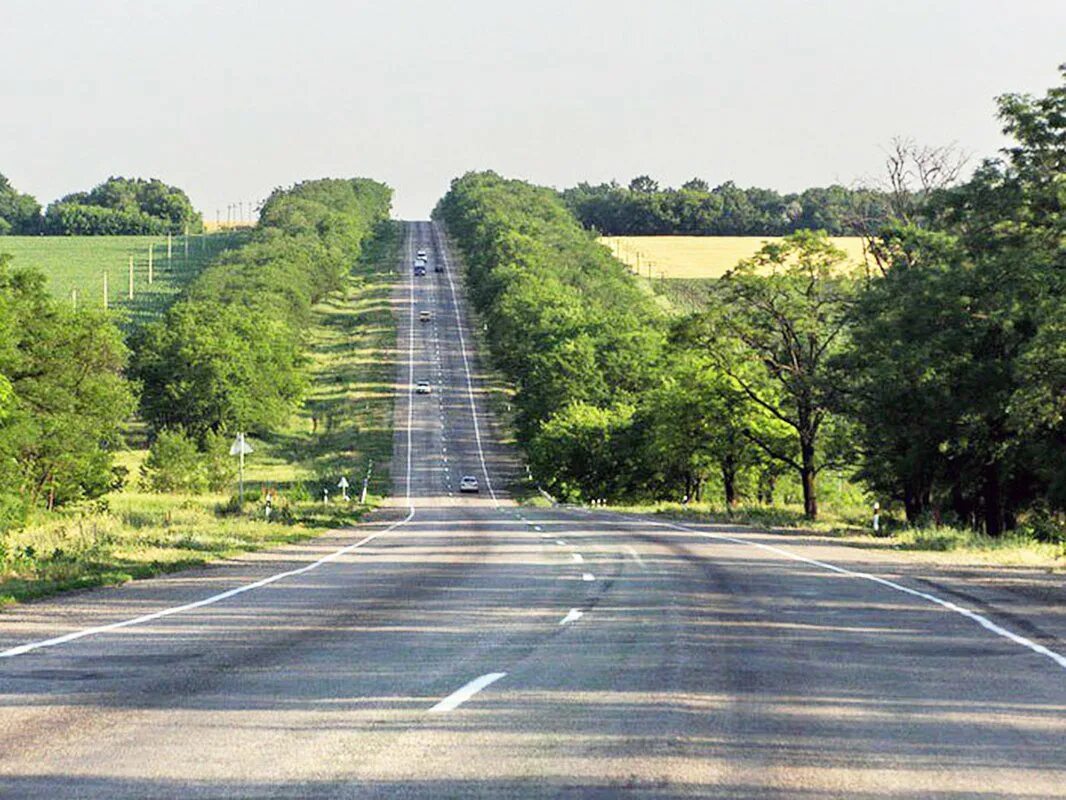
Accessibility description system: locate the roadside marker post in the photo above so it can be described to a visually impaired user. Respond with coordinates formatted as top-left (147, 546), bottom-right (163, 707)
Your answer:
top-left (360, 460), bottom-right (373, 504)
top-left (229, 433), bottom-right (254, 506)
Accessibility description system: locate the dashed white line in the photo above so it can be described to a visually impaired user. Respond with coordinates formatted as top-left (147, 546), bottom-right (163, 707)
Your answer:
top-left (571, 553), bottom-right (584, 563)
top-left (555, 539), bottom-right (567, 546)
top-left (624, 545), bottom-right (646, 569)
top-left (582, 573), bottom-right (595, 582)
top-left (428, 672), bottom-right (506, 713)
top-left (559, 608), bottom-right (583, 626)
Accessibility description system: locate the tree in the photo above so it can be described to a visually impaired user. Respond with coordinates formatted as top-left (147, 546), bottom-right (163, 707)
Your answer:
top-left (0, 173), bottom-right (41, 234)
top-left (686, 231), bottom-right (857, 518)
top-left (628, 175), bottom-right (660, 194)
top-left (44, 176), bottom-right (203, 235)
top-left (681, 177), bottom-right (710, 192)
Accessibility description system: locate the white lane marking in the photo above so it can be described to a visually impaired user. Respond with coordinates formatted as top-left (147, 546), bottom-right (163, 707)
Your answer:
top-left (1, 223), bottom-right (424, 661)
top-left (429, 672), bottom-right (506, 713)
top-left (618, 514), bottom-right (1066, 672)
top-left (433, 223), bottom-right (498, 505)
top-left (571, 553), bottom-right (584, 563)
top-left (625, 545), bottom-right (646, 569)
top-left (534, 525), bottom-right (543, 532)
top-left (556, 539), bottom-right (567, 546)
top-left (559, 608), bottom-right (583, 626)
top-left (582, 573), bottom-right (595, 582)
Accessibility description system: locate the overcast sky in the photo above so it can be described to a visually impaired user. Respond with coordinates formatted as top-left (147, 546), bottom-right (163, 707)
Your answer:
top-left (2, 0), bottom-right (1064, 220)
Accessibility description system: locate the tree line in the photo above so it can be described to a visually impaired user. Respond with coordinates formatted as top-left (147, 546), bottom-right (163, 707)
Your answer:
top-left (0, 175), bottom-right (202, 235)
top-left (437, 66), bottom-right (1065, 538)
top-left (562, 177), bottom-right (893, 237)
top-left (0, 176), bottom-right (391, 532)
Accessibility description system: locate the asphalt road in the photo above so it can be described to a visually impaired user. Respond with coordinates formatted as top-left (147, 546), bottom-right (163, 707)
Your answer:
top-left (1, 221), bottom-right (1064, 798)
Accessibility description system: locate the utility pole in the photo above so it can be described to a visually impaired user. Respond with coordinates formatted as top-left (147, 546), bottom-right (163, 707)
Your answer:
top-left (128, 256), bottom-right (134, 300)
top-left (184, 225), bottom-right (189, 260)
top-left (103, 271), bottom-right (108, 309)
top-left (71, 288), bottom-right (77, 311)
top-left (148, 243), bottom-right (154, 284)
top-left (167, 232), bottom-right (173, 261)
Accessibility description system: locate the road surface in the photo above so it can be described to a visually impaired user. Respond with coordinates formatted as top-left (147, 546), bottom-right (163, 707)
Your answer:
top-left (1, 221), bottom-right (1064, 798)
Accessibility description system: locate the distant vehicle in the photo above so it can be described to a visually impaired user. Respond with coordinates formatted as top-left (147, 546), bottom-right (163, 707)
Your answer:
top-left (415, 257), bottom-right (427, 266)
top-left (419, 310), bottom-right (432, 322)
top-left (416, 381), bottom-right (432, 394)
top-left (459, 475), bottom-right (479, 493)
top-left (416, 249), bottom-right (427, 259)
top-left (434, 264), bottom-right (444, 273)
top-left (414, 265), bottom-right (426, 276)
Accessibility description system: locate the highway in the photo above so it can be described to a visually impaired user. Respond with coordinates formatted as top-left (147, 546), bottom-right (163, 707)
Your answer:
top-left (1, 220), bottom-right (1064, 798)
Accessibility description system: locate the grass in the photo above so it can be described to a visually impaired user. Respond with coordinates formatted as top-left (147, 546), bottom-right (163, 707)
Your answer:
top-left (0, 233), bottom-right (244, 328)
top-left (601, 235), bottom-right (868, 279)
top-left (604, 499), bottom-right (1066, 571)
top-left (0, 222), bottom-right (402, 607)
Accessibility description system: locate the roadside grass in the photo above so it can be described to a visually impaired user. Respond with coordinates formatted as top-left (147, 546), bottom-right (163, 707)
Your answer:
top-left (0, 222), bottom-right (401, 607)
top-left (600, 235), bottom-right (867, 279)
top-left (0, 233), bottom-right (244, 328)
top-left (602, 499), bottom-right (1066, 571)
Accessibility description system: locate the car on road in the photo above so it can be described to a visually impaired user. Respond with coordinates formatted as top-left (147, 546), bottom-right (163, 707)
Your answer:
top-left (434, 264), bottom-right (444, 273)
top-left (419, 310), bottom-right (432, 322)
top-left (416, 381), bottom-right (432, 394)
top-left (414, 265), bottom-right (426, 276)
top-left (459, 475), bottom-right (479, 493)
top-left (416, 249), bottom-right (427, 259)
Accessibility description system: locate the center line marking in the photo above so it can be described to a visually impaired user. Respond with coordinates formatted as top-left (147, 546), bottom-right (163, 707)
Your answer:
top-left (582, 572), bottom-right (595, 582)
top-left (559, 608), bottom-right (583, 625)
top-left (571, 553), bottom-right (584, 563)
top-left (625, 545), bottom-right (646, 569)
top-left (556, 539), bottom-right (567, 546)
top-left (428, 672), bottom-right (506, 713)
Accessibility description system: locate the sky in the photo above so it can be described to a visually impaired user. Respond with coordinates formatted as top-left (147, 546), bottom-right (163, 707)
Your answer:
top-left (1, 0), bottom-right (1064, 221)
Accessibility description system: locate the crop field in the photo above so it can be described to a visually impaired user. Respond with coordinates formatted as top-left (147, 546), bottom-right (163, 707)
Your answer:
top-left (0, 233), bottom-right (243, 326)
top-left (600, 235), bottom-right (868, 279)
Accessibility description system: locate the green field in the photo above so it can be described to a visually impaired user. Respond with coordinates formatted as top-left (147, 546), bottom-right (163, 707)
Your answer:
top-left (0, 233), bottom-right (243, 327)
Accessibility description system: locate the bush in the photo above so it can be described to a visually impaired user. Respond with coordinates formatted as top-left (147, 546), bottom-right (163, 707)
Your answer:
top-left (141, 430), bottom-right (208, 493)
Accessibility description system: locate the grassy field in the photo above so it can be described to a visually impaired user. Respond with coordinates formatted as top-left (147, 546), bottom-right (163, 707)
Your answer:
top-left (0, 233), bottom-right (243, 327)
top-left (0, 222), bottom-right (402, 607)
top-left (601, 235), bottom-right (868, 279)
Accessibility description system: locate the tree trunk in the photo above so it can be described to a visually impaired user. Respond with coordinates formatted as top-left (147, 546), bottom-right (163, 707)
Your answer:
top-left (722, 458), bottom-right (737, 507)
top-left (983, 463), bottom-right (1005, 537)
top-left (800, 439), bottom-right (818, 520)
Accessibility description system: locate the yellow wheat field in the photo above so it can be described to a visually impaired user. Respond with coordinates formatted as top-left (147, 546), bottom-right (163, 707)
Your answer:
top-left (600, 235), bottom-right (868, 279)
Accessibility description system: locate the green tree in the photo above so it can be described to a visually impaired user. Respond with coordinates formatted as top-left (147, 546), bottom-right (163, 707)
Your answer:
top-left (687, 231), bottom-right (857, 519)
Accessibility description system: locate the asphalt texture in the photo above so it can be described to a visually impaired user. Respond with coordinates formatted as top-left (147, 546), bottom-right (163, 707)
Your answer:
top-left (0, 221), bottom-right (1063, 798)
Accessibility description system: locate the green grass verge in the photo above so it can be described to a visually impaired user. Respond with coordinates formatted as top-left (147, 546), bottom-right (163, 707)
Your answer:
top-left (0, 233), bottom-right (244, 328)
top-left (0, 223), bottom-right (401, 607)
top-left (603, 499), bottom-right (1066, 571)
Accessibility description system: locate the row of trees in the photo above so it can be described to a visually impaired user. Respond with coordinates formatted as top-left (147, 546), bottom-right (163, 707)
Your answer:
top-left (0, 175), bottom-right (203, 235)
top-left (438, 66), bottom-right (1065, 536)
top-left (562, 178), bottom-right (894, 236)
top-left (132, 178), bottom-right (392, 442)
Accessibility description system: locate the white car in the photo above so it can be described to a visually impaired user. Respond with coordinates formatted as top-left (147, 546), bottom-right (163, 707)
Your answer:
top-left (416, 249), bottom-right (427, 259)
top-left (419, 310), bottom-right (432, 322)
top-left (416, 381), bottom-right (432, 394)
top-left (459, 475), bottom-right (479, 493)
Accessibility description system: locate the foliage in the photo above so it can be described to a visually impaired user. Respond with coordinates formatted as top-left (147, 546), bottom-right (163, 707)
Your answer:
top-left (0, 255), bottom-right (135, 529)
top-left (132, 178), bottom-right (391, 439)
top-left (563, 179), bottom-right (892, 237)
top-left (0, 173), bottom-right (41, 235)
top-left (44, 176), bottom-right (203, 235)
top-left (141, 429), bottom-right (208, 493)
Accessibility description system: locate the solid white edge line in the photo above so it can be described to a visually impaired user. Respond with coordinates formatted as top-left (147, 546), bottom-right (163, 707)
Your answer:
top-left (428, 671), bottom-right (506, 713)
top-left (629, 514), bottom-right (1066, 672)
top-left (1, 223), bottom-right (424, 660)
top-left (433, 223), bottom-right (498, 506)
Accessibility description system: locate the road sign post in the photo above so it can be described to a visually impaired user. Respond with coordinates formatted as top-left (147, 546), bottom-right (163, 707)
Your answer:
top-left (337, 476), bottom-right (350, 502)
top-left (229, 433), bottom-right (254, 505)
